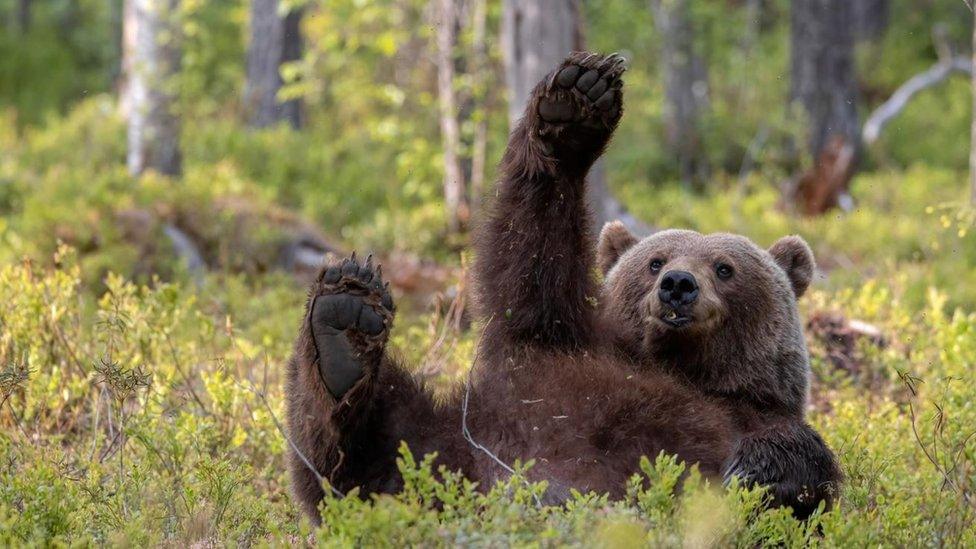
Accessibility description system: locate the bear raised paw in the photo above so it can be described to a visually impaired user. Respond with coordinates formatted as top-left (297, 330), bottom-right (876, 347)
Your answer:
top-left (527, 52), bottom-right (626, 171)
top-left (309, 253), bottom-right (394, 399)
top-left (287, 252), bottom-right (459, 522)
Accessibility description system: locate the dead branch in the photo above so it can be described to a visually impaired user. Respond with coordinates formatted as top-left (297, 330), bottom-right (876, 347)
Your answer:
top-left (899, 372), bottom-right (976, 509)
top-left (162, 223), bottom-right (206, 285)
top-left (863, 56), bottom-right (972, 145)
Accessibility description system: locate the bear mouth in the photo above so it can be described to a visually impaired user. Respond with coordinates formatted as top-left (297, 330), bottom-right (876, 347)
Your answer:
top-left (659, 308), bottom-right (693, 329)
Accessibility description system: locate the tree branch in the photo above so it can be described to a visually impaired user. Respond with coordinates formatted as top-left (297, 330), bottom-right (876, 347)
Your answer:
top-left (863, 56), bottom-right (972, 145)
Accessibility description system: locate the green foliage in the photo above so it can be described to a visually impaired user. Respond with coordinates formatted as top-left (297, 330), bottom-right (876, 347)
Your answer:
top-left (1, 233), bottom-right (975, 544)
top-left (615, 164), bottom-right (976, 310)
top-left (0, 250), bottom-right (295, 544)
top-left (2, 0), bottom-right (976, 545)
top-left (0, 0), bottom-right (120, 125)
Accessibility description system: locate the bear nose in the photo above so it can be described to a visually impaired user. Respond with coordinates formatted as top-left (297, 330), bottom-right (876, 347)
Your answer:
top-left (658, 270), bottom-right (700, 306)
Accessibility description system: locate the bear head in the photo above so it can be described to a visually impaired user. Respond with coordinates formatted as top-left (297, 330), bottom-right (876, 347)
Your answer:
top-left (597, 222), bottom-right (814, 416)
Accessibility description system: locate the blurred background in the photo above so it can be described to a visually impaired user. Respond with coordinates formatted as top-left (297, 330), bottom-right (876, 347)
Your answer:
top-left (1, 0), bottom-right (975, 304)
top-left (2, 0), bottom-right (976, 544)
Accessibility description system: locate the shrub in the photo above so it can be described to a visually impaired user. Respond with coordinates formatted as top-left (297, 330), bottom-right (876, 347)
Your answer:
top-left (0, 247), bottom-right (974, 545)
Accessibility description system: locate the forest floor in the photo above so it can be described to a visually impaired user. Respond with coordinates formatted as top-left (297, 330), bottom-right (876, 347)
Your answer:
top-left (1, 101), bottom-right (976, 546)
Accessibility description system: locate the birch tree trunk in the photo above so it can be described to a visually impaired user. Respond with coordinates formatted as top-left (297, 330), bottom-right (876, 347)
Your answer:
top-left (970, 4), bottom-right (976, 205)
top-left (501, 0), bottom-right (650, 235)
top-left (245, 0), bottom-right (303, 129)
top-left (124, 0), bottom-right (182, 177)
top-left (469, 0), bottom-right (489, 213)
top-left (436, 0), bottom-right (469, 233)
top-left (649, 0), bottom-right (709, 190)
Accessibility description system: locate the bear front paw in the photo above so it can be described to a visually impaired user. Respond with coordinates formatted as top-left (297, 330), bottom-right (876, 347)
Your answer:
top-left (309, 253), bottom-right (394, 398)
top-left (723, 426), bottom-right (840, 520)
top-left (530, 52), bottom-right (625, 159)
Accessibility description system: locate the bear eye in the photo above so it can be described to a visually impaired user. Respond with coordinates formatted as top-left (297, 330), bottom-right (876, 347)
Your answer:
top-left (649, 259), bottom-right (665, 273)
top-left (716, 263), bottom-right (734, 280)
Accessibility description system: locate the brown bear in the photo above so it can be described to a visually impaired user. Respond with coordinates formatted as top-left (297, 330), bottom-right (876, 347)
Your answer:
top-left (284, 51), bottom-right (838, 523)
top-left (597, 225), bottom-right (841, 518)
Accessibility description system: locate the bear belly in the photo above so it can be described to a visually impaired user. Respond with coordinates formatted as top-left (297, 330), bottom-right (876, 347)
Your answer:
top-left (463, 347), bottom-right (734, 501)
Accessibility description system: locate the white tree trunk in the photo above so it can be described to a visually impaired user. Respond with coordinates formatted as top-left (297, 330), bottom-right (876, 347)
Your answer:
top-left (124, 0), bottom-right (182, 177)
top-left (469, 0), bottom-right (489, 212)
top-left (244, 0), bottom-right (303, 129)
top-left (436, 0), bottom-right (468, 232)
top-left (970, 5), bottom-right (976, 205)
top-left (501, 0), bottom-right (650, 235)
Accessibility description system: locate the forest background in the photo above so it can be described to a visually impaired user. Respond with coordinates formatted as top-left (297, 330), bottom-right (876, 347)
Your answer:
top-left (1, 0), bottom-right (976, 545)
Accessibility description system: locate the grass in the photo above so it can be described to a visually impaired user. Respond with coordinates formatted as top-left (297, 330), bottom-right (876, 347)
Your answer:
top-left (0, 95), bottom-right (975, 546)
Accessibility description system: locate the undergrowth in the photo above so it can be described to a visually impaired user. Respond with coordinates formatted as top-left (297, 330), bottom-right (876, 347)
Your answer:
top-left (2, 2), bottom-right (976, 541)
top-left (0, 237), bottom-right (974, 545)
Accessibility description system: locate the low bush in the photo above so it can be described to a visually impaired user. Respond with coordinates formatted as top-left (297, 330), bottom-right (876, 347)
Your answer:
top-left (1, 244), bottom-right (974, 545)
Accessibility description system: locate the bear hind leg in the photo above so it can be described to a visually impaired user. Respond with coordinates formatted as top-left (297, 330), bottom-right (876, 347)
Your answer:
top-left (310, 253), bottom-right (394, 399)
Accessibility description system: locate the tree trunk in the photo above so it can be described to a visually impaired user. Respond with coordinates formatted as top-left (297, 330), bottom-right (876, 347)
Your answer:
top-left (244, 0), bottom-right (304, 129)
top-left (501, 0), bottom-right (650, 235)
top-left (279, 9), bottom-right (304, 126)
top-left (789, 0), bottom-right (859, 215)
top-left (110, 0), bottom-right (124, 89)
top-left (59, 0), bottom-right (80, 38)
top-left (435, 0), bottom-right (469, 233)
top-left (741, 0), bottom-right (762, 52)
top-left (970, 4), bottom-right (976, 206)
top-left (124, 0), bottom-right (182, 177)
top-left (853, 0), bottom-right (889, 42)
top-left (17, 0), bottom-right (30, 33)
top-left (469, 0), bottom-right (489, 213)
top-left (649, 0), bottom-right (709, 190)
top-left (791, 0), bottom-right (860, 161)
top-left (501, 0), bottom-right (582, 125)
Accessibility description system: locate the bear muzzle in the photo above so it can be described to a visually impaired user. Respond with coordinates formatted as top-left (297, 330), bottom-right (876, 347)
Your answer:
top-left (657, 270), bottom-right (699, 328)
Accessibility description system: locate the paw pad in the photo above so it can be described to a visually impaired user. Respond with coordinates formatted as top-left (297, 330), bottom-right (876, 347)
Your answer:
top-left (312, 253), bottom-right (394, 338)
top-left (537, 52), bottom-right (626, 126)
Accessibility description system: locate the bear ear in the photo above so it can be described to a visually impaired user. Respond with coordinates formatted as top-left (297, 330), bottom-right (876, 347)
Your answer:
top-left (597, 221), bottom-right (639, 275)
top-left (768, 235), bottom-right (815, 298)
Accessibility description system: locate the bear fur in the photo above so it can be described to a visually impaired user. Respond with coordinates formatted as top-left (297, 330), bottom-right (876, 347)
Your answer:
top-left (284, 52), bottom-right (839, 523)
